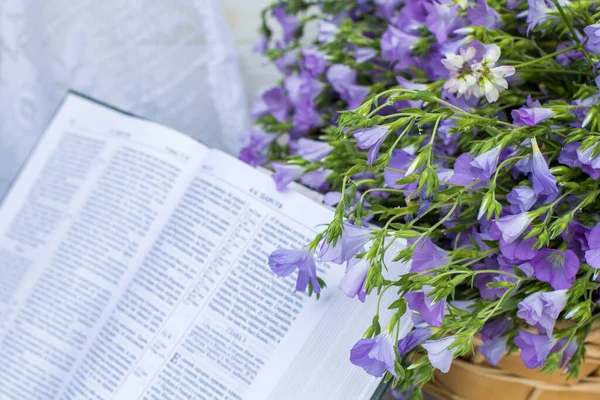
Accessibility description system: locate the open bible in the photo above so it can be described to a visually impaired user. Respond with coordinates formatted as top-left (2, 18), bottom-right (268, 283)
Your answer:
top-left (0, 93), bottom-right (389, 399)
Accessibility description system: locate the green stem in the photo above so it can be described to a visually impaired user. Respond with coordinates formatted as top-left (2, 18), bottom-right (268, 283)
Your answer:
top-left (510, 45), bottom-right (581, 68)
top-left (552, 0), bottom-right (595, 66)
top-left (388, 117), bottom-right (416, 153)
top-left (428, 116), bottom-right (442, 167)
top-left (482, 281), bottom-right (520, 320)
top-left (473, 269), bottom-right (521, 281)
top-left (517, 68), bottom-right (593, 76)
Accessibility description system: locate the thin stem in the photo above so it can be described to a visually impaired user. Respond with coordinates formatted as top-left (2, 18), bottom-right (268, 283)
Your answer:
top-left (434, 98), bottom-right (517, 128)
top-left (482, 281), bottom-right (520, 320)
top-left (510, 45), bottom-right (581, 68)
top-left (552, 0), bottom-right (595, 66)
top-left (473, 269), bottom-right (521, 281)
top-left (428, 116), bottom-right (442, 167)
top-left (517, 68), bottom-right (593, 76)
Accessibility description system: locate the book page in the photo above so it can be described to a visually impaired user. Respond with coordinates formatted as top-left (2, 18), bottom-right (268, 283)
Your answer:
top-left (0, 94), bottom-right (208, 399)
top-left (59, 150), bottom-right (382, 400)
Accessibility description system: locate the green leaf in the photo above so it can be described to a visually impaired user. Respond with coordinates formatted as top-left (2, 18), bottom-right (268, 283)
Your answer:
top-left (388, 298), bottom-right (407, 313)
top-left (501, 297), bottom-right (519, 311)
top-left (413, 90), bottom-right (438, 102)
top-left (345, 164), bottom-right (367, 177)
top-left (394, 230), bottom-right (420, 239)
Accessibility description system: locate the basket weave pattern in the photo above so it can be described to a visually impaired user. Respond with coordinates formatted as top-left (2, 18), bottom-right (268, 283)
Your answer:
top-left (425, 325), bottom-right (600, 400)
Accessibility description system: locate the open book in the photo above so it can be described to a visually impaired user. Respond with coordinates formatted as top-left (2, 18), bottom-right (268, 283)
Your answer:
top-left (0, 93), bottom-right (392, 400)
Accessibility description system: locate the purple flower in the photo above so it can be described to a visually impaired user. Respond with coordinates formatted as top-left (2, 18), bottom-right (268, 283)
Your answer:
top-left (327, 64), bottom-right (357, 92)
top-left (397, 328), bottom-right (432, 355)
top-left (374, 0), bottom-right (401, 20)
top-left (558, 339), bottom-right (578, 369)
top-left (424, 2), bottom-right (460, 44)
top-left (470, 146), bottom-right (502, 180)
top-left (355, 47), bottom-right (378, 63)
top-left (381, 25), bottom-right (419, 69)
top-left (514, 330), bottom-right (556, 368)
top-left (350, 332), bottom-right (398, 378)
top-left (585, 225), bottom-right (600, 269)
top-left (450, 300), bottom-right (476, 312)
top-left (399, 0), bottom-right (428, 27)
top-left (496, 212), bottom-right (533, 244)
top-left (474, 258), bottom-right (517, 300)
top-left (272, 164), bottom-right (304, 191)
top-left (508, 0), bottom-right (520, 9)
top-left (352, 125), bottom-right (391, 165)
top-left (410, 238), bottom-right (450, 273)
top-left (323, 191), bottom-right (342, 206)
top-left (449, 153), bottom-right (479, 187)
top-left (339, 257), bottom-right (369, 302)
top-left (319, 223), bottom-right (373, 264)
top-left (302, 46), bottom-right (327, 76)
top-left (517, 290), bottom-right (569, 334)
top-left (507, 186), bottom-right (537, 213)
top-left (247, 128), bottom-right (275, 152)
top-left (563, 221), bottom-right (590, 260)
top-left (300, 168), bottom-right (331, 191)
top-left (405, 286), bottom-right (446, 327)
top-left (584, 24), bottom-right (600, 54)
top-left (499, 237), bottom-right (538, 263)
top-left (526, 0), bottom-right (555, 35)
top-left (292, 98), bottom-right (323, 134)
top-left (449, 147), bottom-right (500, 188)
top-left (273, 6), bottom-right (300, 44)
top-left (262, 87), bottom-right (292, 122)
top-left (479, 318), bottom-right (512, 364)
top-left (511, 107), bottom-right (554, 127)
top-left (481, 318), bottom-right (513, 342)
top-left (556, 41), bottom-right (585, 66)
top-left (239, 128), bottom-right (275, 167)
top-left (318, 21), bottom-right (338, 43)
top-left (326, 64), bottom-right (369, 109)
top-left (519, 262), bottom-right (535, 278)
top-left (468, 0), bottom-right (500, 29)
top-left (296, 138), bottom-right (332, 161)
top-left (531, 249), bottom-right (580, 290)
top-left (273, 48), bottom-right (299, 74)
top-left (239, 147), bottom-right (266, 167)
top-left (341, 84), bottom-right (371, 109)
top-left (268, 248), bottom-right (321, 293)
top-left (284, 72), bottom-right (323, 105)
top-left (577, 143), bottom-right (600, 170)
top-left (422, 336), bottom-right (456, 373)
top-left (530, 139), bottom-right (559, 198)
top-left (384, 150), bottom-right (418, 190)
top-left (480, 336), bottom-right (509, 366)
top-left (559, 142), bottom-right (600, 179)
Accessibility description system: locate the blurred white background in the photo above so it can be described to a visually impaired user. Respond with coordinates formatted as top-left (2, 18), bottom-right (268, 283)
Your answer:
top-left (0, 0), bottom-right (278, 196)
top-left (221, 0), bottom-right (279, 108)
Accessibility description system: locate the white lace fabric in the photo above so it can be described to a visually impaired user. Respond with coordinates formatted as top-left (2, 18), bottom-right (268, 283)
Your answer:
top-left (0, 0), bottom-right (249, 195)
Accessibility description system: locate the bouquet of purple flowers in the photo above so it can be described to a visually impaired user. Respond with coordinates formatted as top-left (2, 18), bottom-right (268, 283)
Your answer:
top-left (242, 0), bottom-right (600, 397)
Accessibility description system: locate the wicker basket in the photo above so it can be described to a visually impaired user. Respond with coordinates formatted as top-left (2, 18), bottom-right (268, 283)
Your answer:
top-left (424, 324), bottom-right (600, 400)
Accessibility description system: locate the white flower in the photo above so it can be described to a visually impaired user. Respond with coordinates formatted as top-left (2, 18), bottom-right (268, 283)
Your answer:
top-left (442, 47), bottom-right (478, 97)
top-left (465, 45), bottom-right (515, 103)
top-left (442, 47), bottom-right (476, 71)
top-left (483, 45), bottom-right (501, 65)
